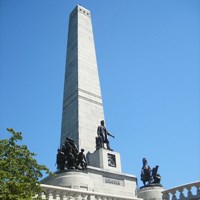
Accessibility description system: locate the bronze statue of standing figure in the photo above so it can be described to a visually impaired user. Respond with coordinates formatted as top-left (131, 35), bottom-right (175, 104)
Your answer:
top-left (96, 120), bottom-right (114, 151)
top-left (76, 148), bottom-right (87, 170)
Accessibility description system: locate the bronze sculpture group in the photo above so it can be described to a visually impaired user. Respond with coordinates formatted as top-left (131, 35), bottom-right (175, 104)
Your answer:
top-left (56, 137), bottom-right (87, 171)
top-left (141, 158), bottom-right (161, 186)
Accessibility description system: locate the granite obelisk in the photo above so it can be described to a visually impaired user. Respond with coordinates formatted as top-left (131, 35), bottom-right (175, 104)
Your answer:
top-left (60, 5), bottom-right (105, 153)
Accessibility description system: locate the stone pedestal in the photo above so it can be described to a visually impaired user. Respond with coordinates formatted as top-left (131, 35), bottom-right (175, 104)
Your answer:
top-left (137, 185), bottom-right (164, 200)
top-left (88, 148), bottom-right (122, 173)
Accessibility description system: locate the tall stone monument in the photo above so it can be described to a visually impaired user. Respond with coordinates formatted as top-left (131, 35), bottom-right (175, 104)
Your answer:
top-left (60, 4), bottom-right (104, 153)
top-left (41, 5), bottom-right (141, 200)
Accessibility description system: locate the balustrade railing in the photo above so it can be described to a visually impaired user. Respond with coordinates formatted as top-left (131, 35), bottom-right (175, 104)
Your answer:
top-left (38, 181), bottom-right (200, 200)
top-left (162, 181), bottom-right (200, 200)
top-left (38, 184), bottom-right (136, 200)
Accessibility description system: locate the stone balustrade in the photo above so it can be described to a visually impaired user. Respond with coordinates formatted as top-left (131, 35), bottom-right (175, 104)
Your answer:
top-left (38, 184), bottom-right (137, 200)
top-left (162, 181), bottom-right (200, 200)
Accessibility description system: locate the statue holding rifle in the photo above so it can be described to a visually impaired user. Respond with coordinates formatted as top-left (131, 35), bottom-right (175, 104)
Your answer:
top-left (96, 120), bottom-right (115, 151)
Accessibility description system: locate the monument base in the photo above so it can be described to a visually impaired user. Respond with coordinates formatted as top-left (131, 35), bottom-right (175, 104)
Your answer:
top-left (41, 166), bottom-right (139, 199)
top-left (41, 149), bottom-right (140, 199)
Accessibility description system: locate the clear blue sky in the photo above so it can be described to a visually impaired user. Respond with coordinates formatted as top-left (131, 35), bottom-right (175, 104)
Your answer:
top-left (1, 0), bottom-right (199, 189)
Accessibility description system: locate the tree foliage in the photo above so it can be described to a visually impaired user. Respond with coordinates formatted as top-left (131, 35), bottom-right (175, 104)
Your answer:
top-left (0, 128), bottom-right (52, 200)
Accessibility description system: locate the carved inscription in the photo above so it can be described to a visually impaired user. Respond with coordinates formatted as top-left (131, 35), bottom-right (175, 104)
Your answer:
top-left (103, 177), bottom-right (125, 186)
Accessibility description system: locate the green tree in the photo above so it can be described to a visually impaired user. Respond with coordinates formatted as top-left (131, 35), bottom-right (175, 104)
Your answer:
top-left (0, 128), bottom-right (52, 200)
